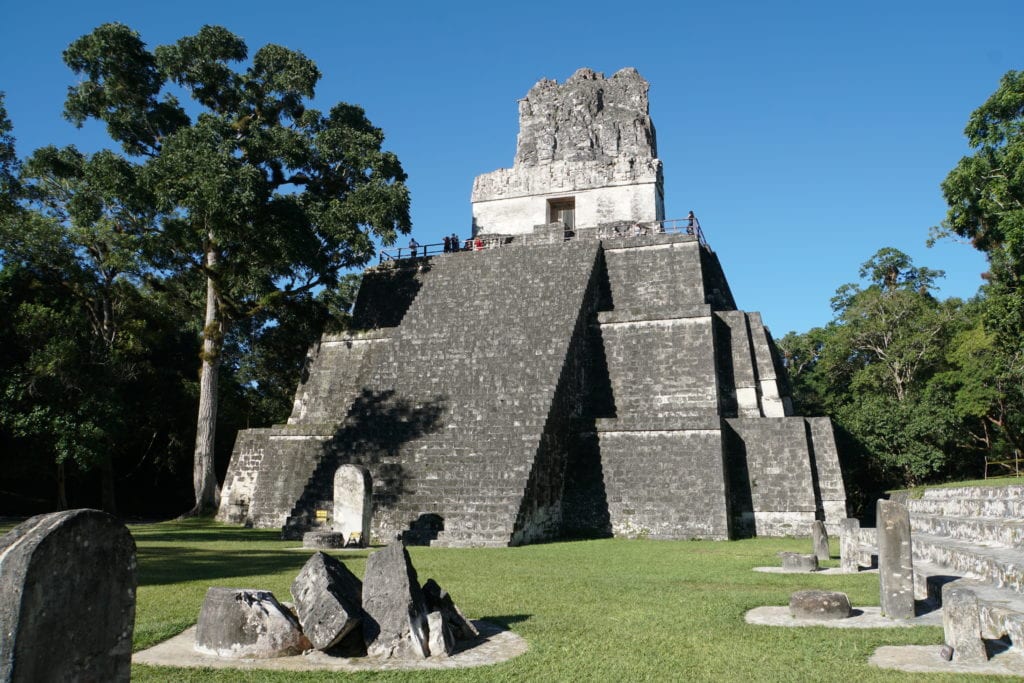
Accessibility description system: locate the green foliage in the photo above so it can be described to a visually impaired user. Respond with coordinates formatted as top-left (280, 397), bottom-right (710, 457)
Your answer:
top-left (780, 248), bottom-right (978, 489)
top-left (59, 22), bottom-right (411, 513)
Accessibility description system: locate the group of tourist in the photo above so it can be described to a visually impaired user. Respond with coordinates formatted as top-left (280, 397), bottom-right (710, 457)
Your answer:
top-left (442, 234), bottom-right (484, 253)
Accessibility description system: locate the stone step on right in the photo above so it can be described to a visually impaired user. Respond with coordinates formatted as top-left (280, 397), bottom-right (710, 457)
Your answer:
top-left (911, 514), bottom-right (1024, 548)
top-left (911, 533), bottom-right (1024, 594)
top-left (902, 484), bottom-right (1024, 518)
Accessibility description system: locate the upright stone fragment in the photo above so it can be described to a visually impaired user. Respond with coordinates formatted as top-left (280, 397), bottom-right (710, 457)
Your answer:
top-left (290, 552), bottom-right (363, 650)
top-left (811, 520), bottom-right (830, 562)
top-left (839, 518), bottom-right (861, 573)
top-left (334, 464), bottom-right (372, 547)
top-left (194, 588), bottom-right (309, 658)
top-left (0, 509), bottom-right (137, 683)
top-left (422, 578), bottom-right (479, 641)
top-left (426, 611), bottom-right (453, 658)
top-left (361, 541), bottom-right (430, 659)
top-left (942, 584), bottom-right (988, 663)
top-left (877, 499), bottom-right (915, 619)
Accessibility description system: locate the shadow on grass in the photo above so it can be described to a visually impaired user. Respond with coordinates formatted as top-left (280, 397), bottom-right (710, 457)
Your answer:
top-left (479, 614), bottom-right (532, 628)
top-left (136, 546), bottom-right (307, 586)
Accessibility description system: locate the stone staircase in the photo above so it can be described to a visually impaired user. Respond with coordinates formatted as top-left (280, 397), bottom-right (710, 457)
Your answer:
top-left (897, 485), bottom-right (1024, 648)
top-left (281, 241), bottom-right (602, 545)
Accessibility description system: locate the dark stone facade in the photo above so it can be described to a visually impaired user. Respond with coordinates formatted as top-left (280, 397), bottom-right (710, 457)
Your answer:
top-left (218, 229), bottom-right (847, 545)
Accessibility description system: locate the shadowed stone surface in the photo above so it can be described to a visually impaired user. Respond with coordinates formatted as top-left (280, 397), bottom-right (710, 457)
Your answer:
top-left (194, 588), bottom-right (309, 658)
top-left (361, 542), bottom-right (429, 659)
top-left (0, 509), bottom-right (137, 683)
top-left (778, 552), bottom-right (819, 572)
top-left (789, 590), bottom-right (852, 620)
top-left (877, 499), bottom-right (915, 619)
top-left (811, 520), bottom-right (830, 561)
top-left (942, 583), bottom-right (988, 663)
top-left (290, 552), bottom-right (363, 651)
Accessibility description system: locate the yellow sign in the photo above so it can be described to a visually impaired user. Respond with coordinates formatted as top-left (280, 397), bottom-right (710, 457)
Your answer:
top-left (315, 509), bottom-right (328, 520)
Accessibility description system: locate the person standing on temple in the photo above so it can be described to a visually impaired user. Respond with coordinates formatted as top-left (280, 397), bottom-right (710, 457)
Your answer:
top-left (408, 237), bottom-right (420, 257)
top-left (443, 235), bottom-right (451, 253)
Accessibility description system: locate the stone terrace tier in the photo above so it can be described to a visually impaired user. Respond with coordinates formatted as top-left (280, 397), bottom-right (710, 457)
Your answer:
top-left (217, 230), bottom-right (847, 545)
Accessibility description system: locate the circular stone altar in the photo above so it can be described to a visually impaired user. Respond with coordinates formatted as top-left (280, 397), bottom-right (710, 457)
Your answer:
top-left (302, 531), bottom-right (346, 549)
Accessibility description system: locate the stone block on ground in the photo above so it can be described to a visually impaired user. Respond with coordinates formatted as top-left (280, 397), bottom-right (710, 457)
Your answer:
top-left (789, 590), bottom-right (852, 620)
top-left (290, 551), bottom-right (363, 650)
top-left (422, 578), bottom-right (479, 641)
top-left (194, 588), bottom-right (310, 658)
top-left (361, 541), bottom-right (430, 659)
top-left (942, 583), bottom-right (988, 664)
top-left (778, 551), bottom-right (819, 572)
top-left (839, 518), bottom-right (860, 573)
top-left (877, 499), bottom-right (915, 619)
top-left (0, 509), bottom-right (137, 683)
top-left (811, 520), bottom-right (830, 562)
top-left (302, 531), bottom-right (346, 549)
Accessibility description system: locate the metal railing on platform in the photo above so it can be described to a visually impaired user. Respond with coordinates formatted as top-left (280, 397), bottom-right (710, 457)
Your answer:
top-left (378, 216), bottom-right (708, 263)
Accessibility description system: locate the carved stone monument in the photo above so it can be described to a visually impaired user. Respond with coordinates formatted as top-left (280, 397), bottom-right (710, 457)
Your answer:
top-left (877, 499), bottom-right (915, 619)
top-left (0, 510), bottom-right (137, 682)
top-left (941, 583), bottom-right (988, 663)
top-left (334, 464), bottom-right (372, 547)
top-left (811, 520), bottom-right (830, 561)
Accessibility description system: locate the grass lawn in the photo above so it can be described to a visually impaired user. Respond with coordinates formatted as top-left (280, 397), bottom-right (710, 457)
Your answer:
top-left (116, 519), bottom-right (988, 682)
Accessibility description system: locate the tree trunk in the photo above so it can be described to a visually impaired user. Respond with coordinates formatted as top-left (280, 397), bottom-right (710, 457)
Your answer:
top-left (56, 461), bottom-right (68, 511)
top-left (99, 454), bottom-right (117, 514)
top-left (186, 249), bottom-right (223, 516)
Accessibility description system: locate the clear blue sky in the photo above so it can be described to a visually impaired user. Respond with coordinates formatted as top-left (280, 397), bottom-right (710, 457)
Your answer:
top-left (2, 1), bottom-right (1020, 335)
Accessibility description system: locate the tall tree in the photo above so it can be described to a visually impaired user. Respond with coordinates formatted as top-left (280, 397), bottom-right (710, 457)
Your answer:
top-left (62, 24), bottom-right (410, 514)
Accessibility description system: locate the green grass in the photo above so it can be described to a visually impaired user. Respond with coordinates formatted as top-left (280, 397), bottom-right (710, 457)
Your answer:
top-left (120, 520), bottom-right (990, 682)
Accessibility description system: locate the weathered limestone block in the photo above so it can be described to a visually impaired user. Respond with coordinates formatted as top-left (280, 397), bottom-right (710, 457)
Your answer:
top-left (789, 590), bottom-right (852, 620)
top-left (334, 464), bottom-right (372, 547)
top-left (194, 588), bottom-right (309, 658)
top-left (942, 583), bottom-right (988, 663)
top-left (877, 499), bottom-right (915, 619)
top-left (303, 531), bottom-right (346, 549)
top-left (0, 509), bottom-right (137, 683)
top-left (779, 551), bottom-right (819, 572)
top-left (361, 542), bottom-right (430, 659)
top-left (290, 552), bottom-right (363, 651)
top-left (811, 520), bottom-right (830, 561)
top-left (422, 578), bottom-right (479, 641)
top-left (839, 518), bottom-right (861, 573)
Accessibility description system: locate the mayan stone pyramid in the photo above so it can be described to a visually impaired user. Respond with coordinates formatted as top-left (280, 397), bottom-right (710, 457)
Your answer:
top-left (217, 68), bottom-right (847, 546)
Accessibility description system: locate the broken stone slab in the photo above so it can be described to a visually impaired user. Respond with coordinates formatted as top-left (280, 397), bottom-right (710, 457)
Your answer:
top-left (942, 583), bottom-right (988, 663)
top-left (839, 518), bottom-right (861, 573)
top-left (422, 578), bottom-right (479, 641)
top-left (303, 531), bottom-right (346, 549)
top-left (811, 520), bottom-right (830, 562)
top-left (0, 509), bottom-right (137, 683)
top-left (778, 552), bottom-right (819, 572)
top-left (361, 541), bottom-right (430, 659)
top-left (877, 499), bottom-right (915, 619)
top-left (194, 588), bottom-right (310, 658)
top-left (290, 551), bottom-right (364, 651)
top-left (789, 590), bottom-right (852, 620)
